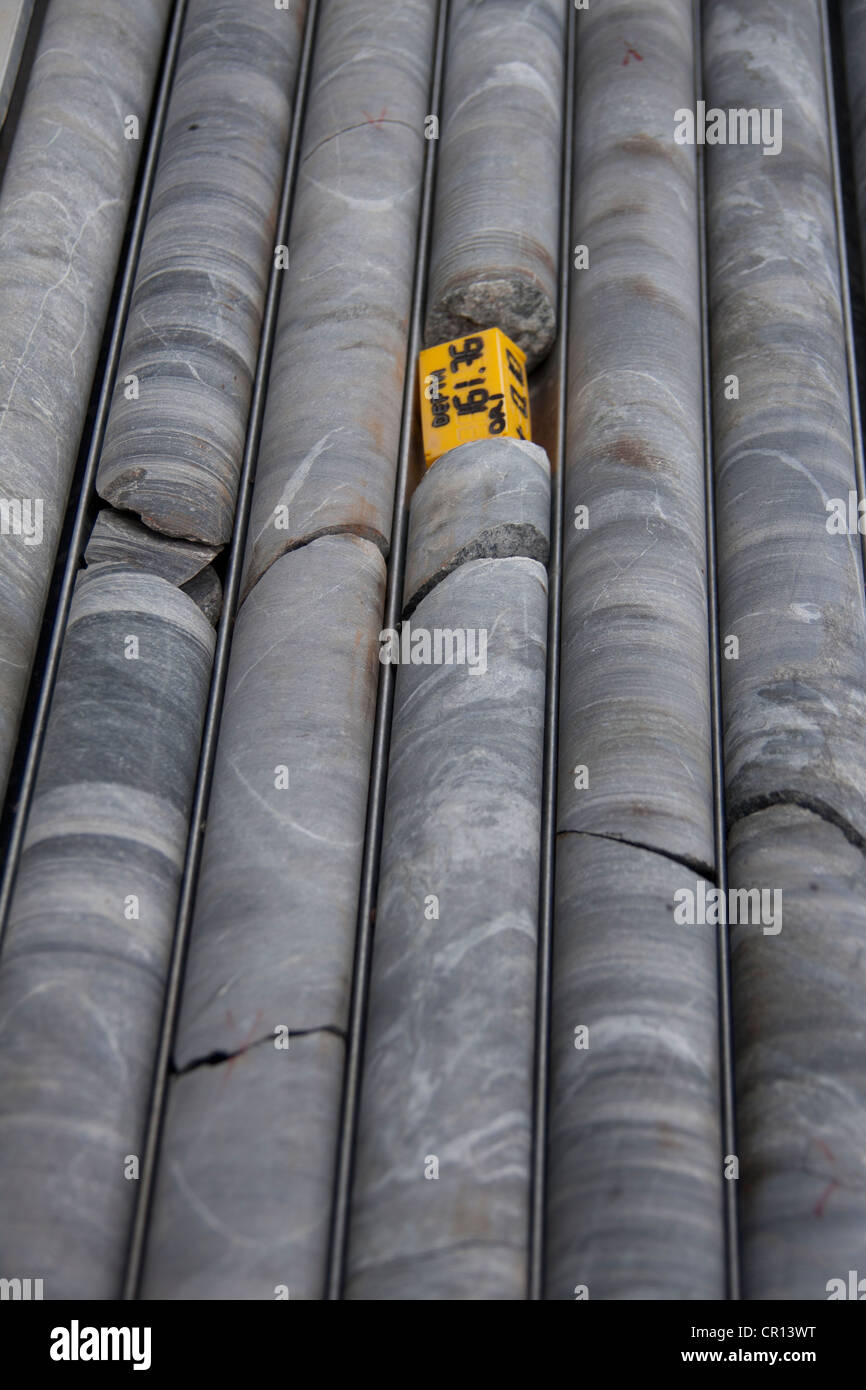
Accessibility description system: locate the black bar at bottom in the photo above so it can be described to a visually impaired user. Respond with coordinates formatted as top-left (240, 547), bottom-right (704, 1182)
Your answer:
top-left (0, 1297), bottom-right (860, 1374)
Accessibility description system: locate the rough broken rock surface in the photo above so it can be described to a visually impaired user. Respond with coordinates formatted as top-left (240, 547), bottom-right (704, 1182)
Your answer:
top-left (180, 563), bottom-right (222, 625)
top-left (423, 0), bottom-right (563, 369)
top-left (0, 565), bottom-right (214, 1298)
top-left (402, 438), bottom-right (550, 615)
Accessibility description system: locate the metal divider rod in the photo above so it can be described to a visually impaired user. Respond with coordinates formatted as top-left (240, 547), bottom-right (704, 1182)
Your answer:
top-left (527, 0), bottom-right (576, 1305)
top-left (693, 0), bottom-right (741, 1303)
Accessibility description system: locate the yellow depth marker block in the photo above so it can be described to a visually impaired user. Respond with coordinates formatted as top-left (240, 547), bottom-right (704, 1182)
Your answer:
top-left (418, 328), bottom-right (531, 468)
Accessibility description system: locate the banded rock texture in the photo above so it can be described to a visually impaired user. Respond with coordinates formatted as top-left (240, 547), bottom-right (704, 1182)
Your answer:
top-left (556, 0), bottom-right (714, 875)
top-left (727, 806), bottom-right (866, 1300)
top-left (347, 443), bottom-right (550, 1297)
top-left (0, 565), bottom-right (215, 1298)
top-left (347, 552), bottom-right (549, 1299)
top-left (706, 0), bottom-right (866, 835)
top-left (0, 0), bottom-right (171, 804)
top-left (705, 0), bottom-right (866, 1298)
top-left (241, 0), bottom-right (437, 594)
top-left (144, 533), bottom-right (385, 1299)
top-left (86, 507), bottom-right (219, 587)
top-left (546, 0), bottom-right (724, 1302)
top-left (86, 507), bottom-right (223, 623)
top-left (144, 1), bottom-right (439, 1298)
top-left (546, 835), bottom-right (725, 1301)
top-left (424, 0), bottom-right (563, 369)
top-left (96, 0), bottom-right (308, 545)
